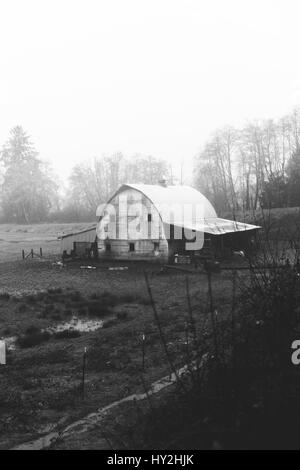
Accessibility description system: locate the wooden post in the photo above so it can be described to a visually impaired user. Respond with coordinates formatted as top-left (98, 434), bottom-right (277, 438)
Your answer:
top-left (207, 270), bottom-right (219, 362)
top-left (142, 333), bottom-right (146, 372)
top-left (22, 250), bottom-right (25, 260)
top-left (31, 249), bottom-right (34, 258)
top-left (82, 347), bottom-right (87, 400)
top-left (40, 247), bottom-right (43, 257)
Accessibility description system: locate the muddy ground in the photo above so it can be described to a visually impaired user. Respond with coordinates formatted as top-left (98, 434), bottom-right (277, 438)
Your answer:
top-left (0, 254), bottom-right (237, 449)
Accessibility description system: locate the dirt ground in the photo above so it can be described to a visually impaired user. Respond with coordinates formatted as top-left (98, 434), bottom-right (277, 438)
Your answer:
top-left (0, 224), bottom-right (237, 449)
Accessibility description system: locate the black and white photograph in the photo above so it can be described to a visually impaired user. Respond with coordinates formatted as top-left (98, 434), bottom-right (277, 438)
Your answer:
top-left (1, 0), bottom-right (300, 454)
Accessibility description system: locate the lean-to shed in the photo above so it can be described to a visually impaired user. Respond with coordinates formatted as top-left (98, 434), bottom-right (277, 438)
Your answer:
top-left (59, 225), bottom-right (97, 258)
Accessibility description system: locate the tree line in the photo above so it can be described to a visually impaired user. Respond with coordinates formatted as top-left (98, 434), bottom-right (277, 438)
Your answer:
top-left (2, 109), bottom-right (300, 224)
top-left (194, 107), bottom-right (300, 215)
top-left (0, 126), bottom-right (170, 223)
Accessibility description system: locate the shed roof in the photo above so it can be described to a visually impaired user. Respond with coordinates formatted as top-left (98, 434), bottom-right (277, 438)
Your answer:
top-left (58, 225), bottom-right (97, 240)
top-left (173, 218), bottom-right (260, 236)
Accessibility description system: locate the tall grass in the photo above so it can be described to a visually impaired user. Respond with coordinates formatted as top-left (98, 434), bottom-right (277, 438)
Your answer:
top-left (109, 243), bottom-right (300, 450)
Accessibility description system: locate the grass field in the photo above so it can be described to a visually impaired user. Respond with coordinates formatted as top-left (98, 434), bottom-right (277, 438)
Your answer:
top-left (0, 258), bottom-right (236, 449)
top-left (0, 222), bottom-right (238, 449)
top-left (0, 212), bottom-right (291, 449)
top-left (0, 223), bottom-right (95, 262)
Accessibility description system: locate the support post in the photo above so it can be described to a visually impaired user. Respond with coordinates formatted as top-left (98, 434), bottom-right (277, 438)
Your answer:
top-left (82, 347), bottom-right (87, 401)
top-left (142, 333), bottom-right (146, 372)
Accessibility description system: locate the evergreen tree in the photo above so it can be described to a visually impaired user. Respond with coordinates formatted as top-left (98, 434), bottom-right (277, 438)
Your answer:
top-left (0, 126), bottom-right (58, 223)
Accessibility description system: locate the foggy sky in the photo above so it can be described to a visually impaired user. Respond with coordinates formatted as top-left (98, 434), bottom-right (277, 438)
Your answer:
top-left (0, 0), bottom-right (300, 183)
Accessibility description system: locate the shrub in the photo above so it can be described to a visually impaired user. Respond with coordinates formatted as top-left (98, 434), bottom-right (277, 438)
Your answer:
top-left (17, 330), bottom-right (50, 348)
top-left (17, 303), bottom-right (28, 313)
top-left (25, 325), bottom-right (40, 335)
top-left (70, 291), bottom-right (83, 302)
top-left (103, 318), bottom-right (119, 328)
top-left (51, 313), bottom-right (62, 321)
top-left (87, 300), bottom-right (112, 317)
top-left (0, 292), bottom-right (10, 300)
top-left (3, 327), bottom-right (11, 336)
top-left (24, 294), bottom-right (37, 303)
top-left (54, 329), bottom-right (81, 339)
top-left (47, 287), bottom-right (63, 295)
top-left (64, 308), bottom-right (73, 317)
top-left (117, 311), bottom-right (128, 320)
top-left (42, 304), bottom-right (55, 316)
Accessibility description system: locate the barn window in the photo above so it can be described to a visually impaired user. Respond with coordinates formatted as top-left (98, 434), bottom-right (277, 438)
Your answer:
top-left (129, 243), bottom-right (135, 252)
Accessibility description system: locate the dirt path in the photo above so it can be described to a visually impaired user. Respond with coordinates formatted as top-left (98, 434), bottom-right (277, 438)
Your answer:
top-left (11, 358), bottom-right (205, 450)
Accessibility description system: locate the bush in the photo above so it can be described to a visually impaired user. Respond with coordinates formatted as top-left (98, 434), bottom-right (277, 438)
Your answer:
top-left (17, 303), bottom-right (28, 313)
top-left (87, 300), bottom-right (112, 317)
top-left (17, 330), bottom-right (50, 348)
top-left (117, 311), bottom-right (128, 320)
top-left (24, 294), bottom-right (37, 303)
top-left (51, 313), bottom-right (62, 321)
top-left (42, 304), bottom-right (55, 316)
top-left (64, 308), bottom-right (73, 317)
top-left (0, 292), bottom-right (10, 300)
top-left (70, 291), bottom-right (83, 302)
top-left (103, 318), bottom-right (119, 328)
top-left (47, 287), bottom-right (63, 295)
top-left (54, 329), bottom-right (81, 339)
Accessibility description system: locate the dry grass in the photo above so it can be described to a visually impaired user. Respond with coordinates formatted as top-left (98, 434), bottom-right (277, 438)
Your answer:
top-left (0, 222), bottom-right (94, 261)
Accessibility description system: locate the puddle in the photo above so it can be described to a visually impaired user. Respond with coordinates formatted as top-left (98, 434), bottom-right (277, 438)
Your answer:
top-left (2, 316), bottom-right (108, 351)
top-left (11, 357), bottom-right (208, 450)
top-left (45, 317), bottom-right (104, 334)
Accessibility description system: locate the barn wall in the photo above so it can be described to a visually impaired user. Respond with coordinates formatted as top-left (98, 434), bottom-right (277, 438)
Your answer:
top-left (98, 238), bottom-right (169, 262)
top-left (97, 188), bottom-right (169, 262)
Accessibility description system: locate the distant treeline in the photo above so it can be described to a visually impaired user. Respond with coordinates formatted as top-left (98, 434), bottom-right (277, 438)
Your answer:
top-left (0, 126), bottom-right (171, 223)
top-left (194, 107), bottom-right (300, 215)
top-left (1, 109), bottom-right (300, 224)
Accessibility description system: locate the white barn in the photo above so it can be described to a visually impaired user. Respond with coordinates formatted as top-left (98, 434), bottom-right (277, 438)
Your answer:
top-left (96, 182), bottom-right (260, 263)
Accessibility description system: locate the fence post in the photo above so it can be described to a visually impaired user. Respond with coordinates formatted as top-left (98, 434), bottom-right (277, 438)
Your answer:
top-left (22, 250), bottom-right (25, 260)
top-left (82, 347), bottom-right (87, 401)
top-left (31, 249), bottom-right (34, 258)
top-left (142, 333), bottom-right (146, 372)
top-left (40, 247), bottom-right (43, 257)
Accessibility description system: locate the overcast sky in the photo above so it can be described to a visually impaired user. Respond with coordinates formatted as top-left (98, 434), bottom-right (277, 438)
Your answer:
top-left (0, 0), bottom-right (300, 182)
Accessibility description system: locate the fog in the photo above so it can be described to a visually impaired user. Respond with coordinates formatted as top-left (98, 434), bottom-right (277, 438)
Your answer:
top-left (0, 0), bottom-right (300, 181)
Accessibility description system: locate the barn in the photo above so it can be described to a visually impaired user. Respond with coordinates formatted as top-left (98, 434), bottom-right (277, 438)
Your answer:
top-left (96, 182), bottom-right (260, 263)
